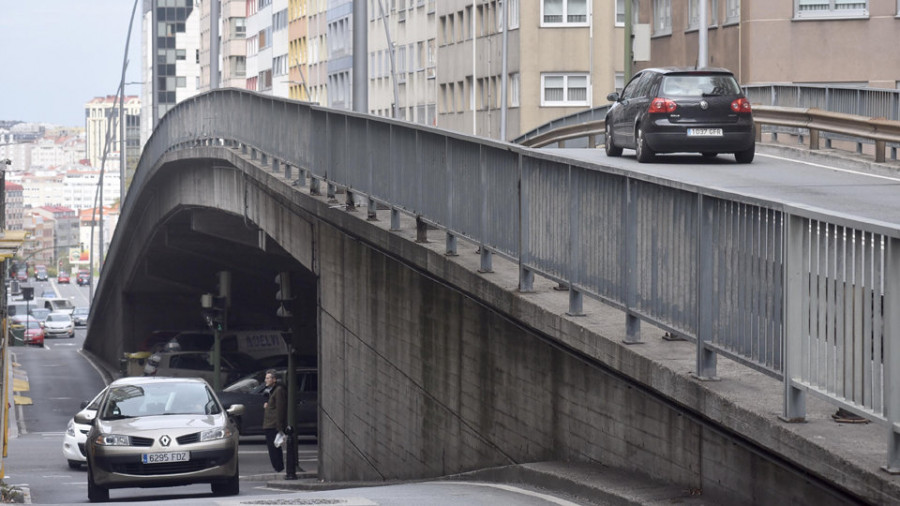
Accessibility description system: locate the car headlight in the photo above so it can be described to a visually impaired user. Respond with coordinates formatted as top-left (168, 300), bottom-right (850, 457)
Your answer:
top-left (94, 434), bottom-right (132, 446)
top-left (66, 419), bottom-right (76, 437)
top-left (200, 427), bottom-right (233, 442)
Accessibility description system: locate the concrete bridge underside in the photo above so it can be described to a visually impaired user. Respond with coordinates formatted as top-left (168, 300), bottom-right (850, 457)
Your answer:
top-left (84, 145), bottom-right (897, 505)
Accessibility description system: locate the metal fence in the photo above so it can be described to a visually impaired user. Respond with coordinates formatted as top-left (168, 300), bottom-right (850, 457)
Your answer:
top-left (127, 88), bottom-right (900, 472)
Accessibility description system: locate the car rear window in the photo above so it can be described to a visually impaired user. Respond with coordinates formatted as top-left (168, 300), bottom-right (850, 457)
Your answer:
top-left (661, 74), bottom-right (741, 98)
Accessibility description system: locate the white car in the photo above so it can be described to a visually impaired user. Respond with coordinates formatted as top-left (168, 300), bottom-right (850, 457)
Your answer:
top-left (63, 388), bottom-right (106, 468)
top-left (43, 312), bottom-right (74, 338)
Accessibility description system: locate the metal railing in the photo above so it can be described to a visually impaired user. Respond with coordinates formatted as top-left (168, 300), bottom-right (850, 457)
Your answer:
top-left (126, 88), bottom-right (900, 471)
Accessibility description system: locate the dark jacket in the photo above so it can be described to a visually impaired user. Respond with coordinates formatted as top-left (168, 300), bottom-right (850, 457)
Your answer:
top-left (262, 383), bottom-right (286, 432)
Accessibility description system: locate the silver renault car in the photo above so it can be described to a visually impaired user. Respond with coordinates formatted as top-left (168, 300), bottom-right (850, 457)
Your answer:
top-left (78, 376), bottom-right (244, 502)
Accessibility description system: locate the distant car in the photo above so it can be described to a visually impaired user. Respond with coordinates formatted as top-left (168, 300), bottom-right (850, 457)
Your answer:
top-left (76, 270), bottom-right (91, 286)
top-left (605, 67), bottom-right (755, 163)
top-left (72, 306), bottom-right (90, 327)
top-left (16, 269), bottom-right (27, 282)
top-left (43, 297), bottom-right (75, 315)
top-left (63, 388), bottom-right (106, 469)
top-left (35, 270), bottom-right (48, 281)
top-left (79, 376), bottom-right (243, 501)
top-left (40, 290), bottom-right (56, 299)
top-left (43, 312), bottom-right (75, 339)
top-left (10, 315), bottom-right (44, 346)
top-left (217, 367), bottom-right (318, 436)
top-left (58, 272), bottom-right (70, 284)
top-left (143, 350), bottom-right (261, 388)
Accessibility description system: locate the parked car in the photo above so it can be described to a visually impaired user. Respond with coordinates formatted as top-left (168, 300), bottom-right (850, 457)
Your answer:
top-left (605, 67), bottom-right (755, 164)
top-left (143, 350), bottom-right (261, 387)
top-left (217, 366), bottom-right (318, 436)
top-left (160, 329), bottom-right (288, 361)
top-left (16, 269), bottom-right (27, 282)
top-left (43, 312), bottom-right (75, 338)
top-left (79, 376), bottom-right (243, 501)
top-left (72, 306), bottom-right (90, 327)
top-left (63, 388), bottom-right (106, 469)
top-left (10, 315), bottom-right (44, 346)
top-left (76, 270), bottom-right (91, 286)
top-left (58, 272), bottom-right (70, 284)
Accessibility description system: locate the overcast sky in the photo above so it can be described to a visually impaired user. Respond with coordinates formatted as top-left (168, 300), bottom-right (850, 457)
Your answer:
top-left (0, 0), bottom-right (143, 127)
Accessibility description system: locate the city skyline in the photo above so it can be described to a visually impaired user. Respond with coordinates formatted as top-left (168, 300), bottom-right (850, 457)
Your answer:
top-left (0, 1), bottom-right (142, 127)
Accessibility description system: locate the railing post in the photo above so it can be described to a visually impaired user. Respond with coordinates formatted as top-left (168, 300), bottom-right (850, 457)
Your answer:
top-left (809, 129), bottom-right (819, 150)
top-left (567, 166), bottom-right (583, 316)
top-left (624, 179), bottom-right (641, 343)
top-left (781, 214), bottom-right (807, 423)
top-left (882, 237), bottom-right (900, 474)
top-left (694, 195), bottom-right (718, 380)
top-left (875, 140), bottom-right (886, 163)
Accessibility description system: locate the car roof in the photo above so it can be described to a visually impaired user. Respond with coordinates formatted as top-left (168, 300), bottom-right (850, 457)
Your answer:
top-left (109, 376), bottom-right (211, 387)
top-left (639, 66), bottom-right (736, 76)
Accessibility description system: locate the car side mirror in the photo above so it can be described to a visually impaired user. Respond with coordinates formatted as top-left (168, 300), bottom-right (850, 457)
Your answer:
top-left (607, 92), bottom-right (620, 102)
top-left (226, 403), bottom-right (245, 417)
top-left (74, 411), bottom-right (94, 425)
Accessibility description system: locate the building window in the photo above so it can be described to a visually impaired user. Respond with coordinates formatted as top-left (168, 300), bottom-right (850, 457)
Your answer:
top-left (541, 73), bottom-right (589, 106)
top-left (231, 17), bottom-right (246, 37)
top-left (653, 0), bottom-right (672, 35)
top-left (616, 0), bottom-right (639, 26)
top-left (509, 72), bottom-right (520, 107)
top-left (725, 0), bottom-right (740, 24)
top-left (688, 0), bottom-right (718, 29)
top-left (794, 0), bottom-right (868, 19)
top-left (541, 0), bottom-right (588, 26)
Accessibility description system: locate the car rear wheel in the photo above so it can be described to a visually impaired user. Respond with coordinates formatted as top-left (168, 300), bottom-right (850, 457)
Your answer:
top-left (87, 465), bottom-right (109, 502)
top-left (635, 127), bottom-right (655, 163)
top-left (211, 462), bottom-right (240, 496)
top-left (605, 122), bottom-right (622, 157)
top-left (735, 144), bottom-right (755, 164)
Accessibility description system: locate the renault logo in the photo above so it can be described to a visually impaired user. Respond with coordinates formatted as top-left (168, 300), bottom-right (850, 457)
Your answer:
top-left (700, 100), bottom-right (709, 110)
top-left (160, 435), bottom-right (171, 447)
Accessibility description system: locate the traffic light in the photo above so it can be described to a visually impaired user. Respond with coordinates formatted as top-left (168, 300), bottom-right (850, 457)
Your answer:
top-left (275, 271), bottom-right (292, 317)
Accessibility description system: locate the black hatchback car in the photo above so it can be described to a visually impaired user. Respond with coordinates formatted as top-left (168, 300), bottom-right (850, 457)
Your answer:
top-left (605, 67), bottom-right (755, 163)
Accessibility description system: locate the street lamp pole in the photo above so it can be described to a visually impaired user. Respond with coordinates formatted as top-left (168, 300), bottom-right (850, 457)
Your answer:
top-left (119, 0), bottom-right (140, 206)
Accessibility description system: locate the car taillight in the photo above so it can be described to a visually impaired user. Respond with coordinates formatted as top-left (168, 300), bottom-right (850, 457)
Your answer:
top-left (649, 98), bottom-right (677, 114)
top-left (731, 98), bottom-right (752, 113)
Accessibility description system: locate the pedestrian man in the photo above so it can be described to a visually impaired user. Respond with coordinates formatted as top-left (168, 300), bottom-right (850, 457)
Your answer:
top-left (262, 369), bottom-right (287, 472)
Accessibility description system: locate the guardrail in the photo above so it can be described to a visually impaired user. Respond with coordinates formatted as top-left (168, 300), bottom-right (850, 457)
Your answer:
top-left (519, 104), bottom-right (900, 163)
top-left (123, 89), bottom-right (900, 472)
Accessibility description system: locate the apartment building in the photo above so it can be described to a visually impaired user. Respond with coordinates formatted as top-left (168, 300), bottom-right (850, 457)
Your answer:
top-left (368, 0), bottom-right (438, 125)
top-left (637, 0), bottom-right (900, 88)
top-left (141, 0), bottom-right (201, 145)
top-left (85, 95), bottom-right (141, 169)
top-left (4, 182), bottom-right (24, 231)
top-left (437, 0), bottom-right (626, 141)
top-left (306, 0), bottom-right (329, 105)
top-left (199, 0), bottom-right (248, 90)
top-left (246, 0), bottom-right (290, 94)
top-left (32, 206), bottom-right (80, 263)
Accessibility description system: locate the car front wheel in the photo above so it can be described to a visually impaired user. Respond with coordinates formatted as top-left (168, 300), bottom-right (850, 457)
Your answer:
top-left (87, 465), bottom-right (109, 502)
top-left (605, 122), bottom-right (622, 157)
top-left (635, 127), bottom-right (655, 163)
top-left (211, 462), bottom-right (240, 496)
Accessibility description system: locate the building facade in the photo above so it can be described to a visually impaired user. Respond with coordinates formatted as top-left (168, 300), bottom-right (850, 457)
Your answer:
top-left (368, 0), bottom-right (438, 125)
top-left (637, 0), bottom-right (900, 89)
top-left (85, 95), bottom-right (141, 169)
top-left (141, 0), bottom-right (201, 145)
top-left (32, 206), bottom-right (80, 264)
top-left (4, 182), bottom-right (24, 231)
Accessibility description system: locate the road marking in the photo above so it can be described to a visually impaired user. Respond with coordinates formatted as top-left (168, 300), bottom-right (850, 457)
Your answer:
top-left (441, 481), bottom-right (584, 506)
top-left (759, 153), bottom-right (900, 182)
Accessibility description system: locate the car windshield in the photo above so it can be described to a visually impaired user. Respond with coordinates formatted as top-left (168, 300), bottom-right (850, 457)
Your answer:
top-left (100, 382), bottom-right (221, 419)
top-left (29, 309), bottom-right (50, 319)
top-left (661, 74), bottom-right (741, 97)
top-left (47, 314), bottom-right (70, 322)
top-left (74, 308), bottom-right (89, 315)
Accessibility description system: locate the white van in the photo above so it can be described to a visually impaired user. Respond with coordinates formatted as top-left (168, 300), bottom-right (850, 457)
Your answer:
top-left (44, 298), bottom-right (76, 315)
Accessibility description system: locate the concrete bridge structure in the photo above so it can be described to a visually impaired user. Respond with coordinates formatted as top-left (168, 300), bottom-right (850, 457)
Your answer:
top-left (84, 89), bottom-right (900, 505)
